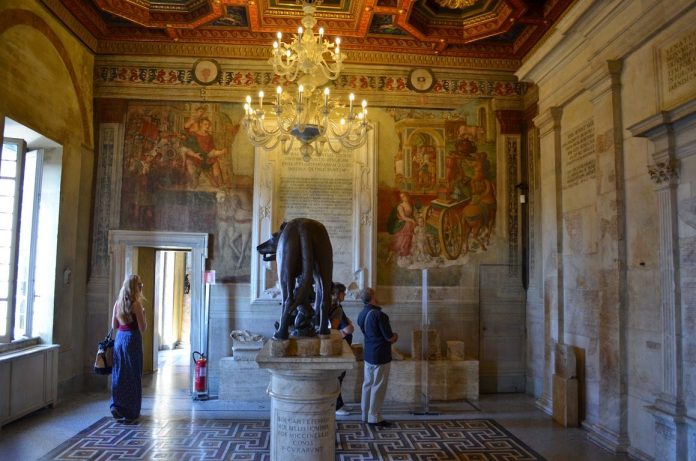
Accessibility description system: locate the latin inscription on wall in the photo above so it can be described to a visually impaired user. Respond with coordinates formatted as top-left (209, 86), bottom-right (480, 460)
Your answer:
top-left (562, 119), bottom-right (596, 189)
top-left (278, 150), bottom-right (355, 285)
top-left (660, 29), bottom-right (696, 109)
top-left (274, 411), bottom-right (329, 457)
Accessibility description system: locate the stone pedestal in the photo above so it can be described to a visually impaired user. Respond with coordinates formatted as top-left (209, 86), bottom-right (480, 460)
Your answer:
top-left (552, 343), bottom-right (578, 427)
top-left (552, 374), bottom-right (579, 427)
top-left (256, 340), bottom-right (355, 461)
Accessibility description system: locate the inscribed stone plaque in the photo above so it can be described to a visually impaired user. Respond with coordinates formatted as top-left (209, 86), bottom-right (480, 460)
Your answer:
top-left (274, 410), bottom-right (331, 458)
top-left (277, 150), bottom-right (355, 286)
top-left (659, 29), bottom-right (696, 110)
top-left (562, 119), bottom-right (595, 189)
top-left (250, 129), bottom-right (375, 302)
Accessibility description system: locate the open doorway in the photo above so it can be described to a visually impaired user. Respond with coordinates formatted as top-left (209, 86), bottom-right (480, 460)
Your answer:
top-left (151, 250), bottom-right (191, 395)
top-left (108, 230), bottom-right (208, 396)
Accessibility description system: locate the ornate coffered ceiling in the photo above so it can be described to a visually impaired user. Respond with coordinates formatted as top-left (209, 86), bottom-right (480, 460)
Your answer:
top-left (47, 0), bottom-right (573, 69)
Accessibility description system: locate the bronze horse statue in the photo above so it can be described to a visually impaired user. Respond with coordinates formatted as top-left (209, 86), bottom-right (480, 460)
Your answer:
top-left (256, 218), bottom-right (333, 340)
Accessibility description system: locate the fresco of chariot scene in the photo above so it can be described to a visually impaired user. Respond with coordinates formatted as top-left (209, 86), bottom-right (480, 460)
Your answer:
top-left (120, 102), bottom-right (254, 282)
top-left (377, 103), bottom-right (497, 281)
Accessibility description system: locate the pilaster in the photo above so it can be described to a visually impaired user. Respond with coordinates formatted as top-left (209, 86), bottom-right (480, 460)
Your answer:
top-left (628, 99), bottom-right (696, 461)
top-left (531, 106), bottom-right (563, 414)
top-left (580, 60), bottom-right (630, 452)
top-left (496, 110), bottom-right (523, 270)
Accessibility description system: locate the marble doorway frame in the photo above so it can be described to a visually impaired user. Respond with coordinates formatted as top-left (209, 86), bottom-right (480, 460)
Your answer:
top-left (108, 230), bottom-right (209, 392)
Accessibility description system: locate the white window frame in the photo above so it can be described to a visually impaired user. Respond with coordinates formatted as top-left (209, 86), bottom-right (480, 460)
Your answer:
top-left (0, 139), bottom-right (46, 344)
top-left (0, 138), bottom-right (26, 343)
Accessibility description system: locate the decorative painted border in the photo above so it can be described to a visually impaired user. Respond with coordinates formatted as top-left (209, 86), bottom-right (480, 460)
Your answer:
top-left (95, 66), bottom-right (524, 96)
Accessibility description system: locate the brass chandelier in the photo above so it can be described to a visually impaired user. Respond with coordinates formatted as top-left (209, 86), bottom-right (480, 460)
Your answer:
top-left (242, 0), bottom-right (369, 162)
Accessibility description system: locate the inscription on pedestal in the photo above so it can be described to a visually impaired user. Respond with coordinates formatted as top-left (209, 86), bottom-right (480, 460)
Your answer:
top-left (562, 119), bottom-right (596, 189)
top-left (275, 411), bottom-right (330, 458)
top-left (278, 151), bottom-right (354, 285)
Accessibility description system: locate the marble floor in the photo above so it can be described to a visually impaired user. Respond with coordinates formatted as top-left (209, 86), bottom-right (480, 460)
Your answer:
top-left (0, 348), bottom-right (630, 461)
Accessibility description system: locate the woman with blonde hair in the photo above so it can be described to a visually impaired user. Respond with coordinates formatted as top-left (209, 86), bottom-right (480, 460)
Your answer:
top-left (110, 274), bottom-right (147, 423)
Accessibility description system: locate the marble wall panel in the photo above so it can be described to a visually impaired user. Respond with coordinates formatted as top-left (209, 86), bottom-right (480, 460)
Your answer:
top-left (685, 234), bottom-right (696, 409)
top-left (626, 270), bottom-right (661, 331)
top-left (564, 288), bottom-right (599, 337)
top-left (621, 44), bottom-right (660, 130)
top-left (563, 256), bottom-right (601, 291)
top-left (526, 303), bottom-right (545, 396)
top-left (626, 329), bottom-right (662, 399)
top-left (563, 208), bottom-right (599, 256)
top-left (627, 394), bottom-right (659, 460)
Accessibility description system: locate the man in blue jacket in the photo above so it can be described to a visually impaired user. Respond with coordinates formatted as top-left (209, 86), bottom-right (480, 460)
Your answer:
top-left (357, 287), bottom-right (398, 427)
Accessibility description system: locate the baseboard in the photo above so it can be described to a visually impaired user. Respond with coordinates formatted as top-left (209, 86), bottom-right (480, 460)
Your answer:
top-left (582, 420), bottom-right (629, 454)
top-left (627, 446), bottom-right (654, 461)
top-left (59, 373), bottom-right (92, 398)
top-left (535, 392), bottom-right (552, 415)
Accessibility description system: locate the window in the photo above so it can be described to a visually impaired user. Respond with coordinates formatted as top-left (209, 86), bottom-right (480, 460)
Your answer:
top-left (1, 119), bottom-right (61, 344)
top-left (0, 139), bottom-right (24, 341)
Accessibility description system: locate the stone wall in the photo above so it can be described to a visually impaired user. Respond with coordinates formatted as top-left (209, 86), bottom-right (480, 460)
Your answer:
top-left (518, 0), bottom-right (696, 459)
top-left (0, 0), bottom-right (95, 392)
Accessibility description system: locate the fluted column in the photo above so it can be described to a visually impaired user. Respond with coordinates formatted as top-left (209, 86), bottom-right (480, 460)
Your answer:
top-left (629, 108), bottom-right (689, 461)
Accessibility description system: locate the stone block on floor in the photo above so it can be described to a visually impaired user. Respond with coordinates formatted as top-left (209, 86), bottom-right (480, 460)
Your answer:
top-left (219, 357), bottom-right (270, 402)
top-left (552, 374), bottom-right (578, 427)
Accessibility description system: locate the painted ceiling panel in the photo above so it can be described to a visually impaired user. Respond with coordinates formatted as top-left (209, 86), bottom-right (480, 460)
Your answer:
top-left (53, 0), bottom-right (573, 64)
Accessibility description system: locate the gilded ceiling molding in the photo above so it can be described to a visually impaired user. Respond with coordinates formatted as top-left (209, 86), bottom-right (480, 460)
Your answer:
top-left (435, 0), bottom-right (477, 8)
top-left (96, 41), bottom-right (519, 71)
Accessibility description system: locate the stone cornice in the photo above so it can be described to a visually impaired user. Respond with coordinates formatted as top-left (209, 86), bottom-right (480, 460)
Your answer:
top-left (534, 106), bottom-right (562, 137)
top-left (627, 99), bottom-right (696, 140)
top-left (583, 59), bottom-right (623, 103)
top-left (519, 1), bottom-right (694, 111)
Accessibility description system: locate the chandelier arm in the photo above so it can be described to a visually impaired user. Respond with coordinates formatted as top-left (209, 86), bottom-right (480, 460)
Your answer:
top-left (242, 0), bottom-right (368, 161)
top-left (319, 136), bottom-right (343, 154)
top-left (280, 136), bottom-right (295, 156)
top-left (250, 118), bottom-right (284, 138)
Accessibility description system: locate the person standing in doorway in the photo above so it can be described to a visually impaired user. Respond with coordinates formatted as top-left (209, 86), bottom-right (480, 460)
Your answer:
top-left (357, 287), bottom-right (398, 427)
top-left (329, 283), bottom-right (354, 416)
top-left (110, 274), bottom-right (147, 424)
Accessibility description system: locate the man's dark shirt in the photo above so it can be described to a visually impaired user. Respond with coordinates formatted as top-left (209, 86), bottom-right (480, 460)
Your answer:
top-left (357, 303), bottom-right (393, 365)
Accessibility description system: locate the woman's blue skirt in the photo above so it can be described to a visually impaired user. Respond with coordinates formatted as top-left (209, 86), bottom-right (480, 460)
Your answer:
top-left (110, 329), bottom-right (143, 420)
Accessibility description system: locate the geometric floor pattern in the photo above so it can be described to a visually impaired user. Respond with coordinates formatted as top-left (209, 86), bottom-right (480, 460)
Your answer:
top-left (40, 417), bottom-right (547, 460)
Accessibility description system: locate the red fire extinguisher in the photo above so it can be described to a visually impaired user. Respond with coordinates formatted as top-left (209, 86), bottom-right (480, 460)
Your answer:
top-left (193, 351), bottom-right (208, 398)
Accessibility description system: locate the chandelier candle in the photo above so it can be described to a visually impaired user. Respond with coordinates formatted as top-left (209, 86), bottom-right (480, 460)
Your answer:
top-left (241, 0), bottom-right (370, 161)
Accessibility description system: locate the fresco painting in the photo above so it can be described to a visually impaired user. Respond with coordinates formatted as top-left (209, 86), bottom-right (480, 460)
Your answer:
top-left (369, 14), bottom-right (407, 35)
top-left (120, 102), bottom-right (253, 282)
top-left (211, 7), bottom-right (248, 27)
top-left (377, 104), bottom-right (497, 284)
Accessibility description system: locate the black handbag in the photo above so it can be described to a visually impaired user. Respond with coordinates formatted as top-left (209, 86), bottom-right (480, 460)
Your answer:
top-left (94, 329), bottom-right (114, 375)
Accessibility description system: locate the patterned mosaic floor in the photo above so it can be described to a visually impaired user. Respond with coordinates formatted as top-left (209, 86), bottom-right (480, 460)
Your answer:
top-left (40, 417), bottom-right (547, 460)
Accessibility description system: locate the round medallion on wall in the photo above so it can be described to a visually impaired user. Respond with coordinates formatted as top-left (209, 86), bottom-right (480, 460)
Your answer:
top-left (192, 58), bottom-right (221, 86)
top-left (407, 67), bottom-right (435, 93)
